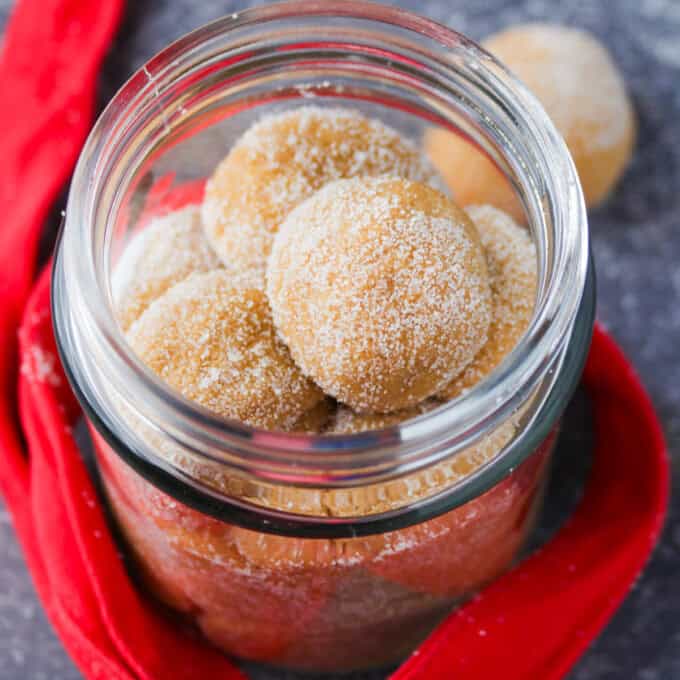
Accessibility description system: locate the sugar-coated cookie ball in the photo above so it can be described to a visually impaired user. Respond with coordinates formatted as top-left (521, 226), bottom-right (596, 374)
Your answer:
top-left (113, 206), bottom-right (221, 331)
top-left (424, 127), bottom-right (525, 223)
top-left (202, 107), bottom-right (440, 287)
top-left (439, 205), bottom-right (537, 401)
top-left (425, 23), bottom-right (635, 217)
top-left (128, 270), bottom-right (323, 429)
top-left (330, 401), bottom-right (439, 434)
top-left (267, 177), bottom-right (492, 413)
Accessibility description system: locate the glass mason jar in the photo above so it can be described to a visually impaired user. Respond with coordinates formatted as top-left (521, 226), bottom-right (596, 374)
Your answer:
top-left (52, 0), bottom-right (593, 673)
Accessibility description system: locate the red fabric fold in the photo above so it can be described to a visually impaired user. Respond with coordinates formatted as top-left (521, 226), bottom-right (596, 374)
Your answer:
top-left (391, 328), bottom-right (669, 680)
top-left (0, 1), bottom-right (669, 679)
top-left (0, 0), bottom-right (122, 600)
top-left (0, 0), bottom-right (124, 543)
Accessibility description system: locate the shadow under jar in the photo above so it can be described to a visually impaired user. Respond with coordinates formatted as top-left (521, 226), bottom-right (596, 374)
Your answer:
top-left (52, 1), bottom-right (594, 673)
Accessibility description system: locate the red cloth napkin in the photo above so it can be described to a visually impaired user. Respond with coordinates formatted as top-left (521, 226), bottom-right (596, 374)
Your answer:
top-left (0, 1), bottom-right (669, 679)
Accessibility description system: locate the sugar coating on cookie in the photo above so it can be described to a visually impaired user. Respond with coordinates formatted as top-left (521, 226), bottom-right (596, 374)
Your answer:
top-left (267, 176), bottom-right (492, 413)
top-left (330, 401), bottom-right (439, 435)
top-left (127, 270), bottom-right (323, 429)
top-left (113, 206), bottom-right (221, 331)
top-left (202, 107), bottom-right (441, 287)
top-left (439, 205), bottom-right (537, 401)
top-left (426, 24), bottom-right (635, 215)
top-left (485, 23), bottom-right (635, 207)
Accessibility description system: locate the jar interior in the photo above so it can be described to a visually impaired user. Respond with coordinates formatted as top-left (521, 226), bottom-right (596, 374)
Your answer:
top-left (56, 7), bottom-right (589, 533)
top-left (103, 36), bottom-right (544, 310)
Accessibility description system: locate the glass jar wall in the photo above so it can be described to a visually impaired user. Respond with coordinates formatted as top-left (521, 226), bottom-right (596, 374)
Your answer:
top-left (52, 1), bottom-right (592, 671)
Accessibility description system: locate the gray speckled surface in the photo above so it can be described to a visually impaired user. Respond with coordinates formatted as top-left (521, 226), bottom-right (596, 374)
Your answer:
top-left (1, 0), bottom-right (679, 678)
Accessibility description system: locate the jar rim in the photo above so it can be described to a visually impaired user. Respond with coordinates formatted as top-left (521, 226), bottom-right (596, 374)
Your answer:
top-left (55, 0), bottom-right (590, 490)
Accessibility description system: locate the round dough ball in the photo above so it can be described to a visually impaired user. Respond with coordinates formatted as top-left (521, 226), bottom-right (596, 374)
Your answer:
top-left (128, 270), bottom-right (323, 429)
top-left (424, 128), bottom-right (525, 223)
top-left (202, 106), bottom-right (440, 287)
top-left (330, 401), bottom-right (439, 434)
top-left (267, 176), bottom-right (492, 413)
top-left (113, 205), bottom-right (221, 331)
top-left (439, 205), bottom-right (537, 401)
top-left (425, 23), bottom-right (635, 215)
